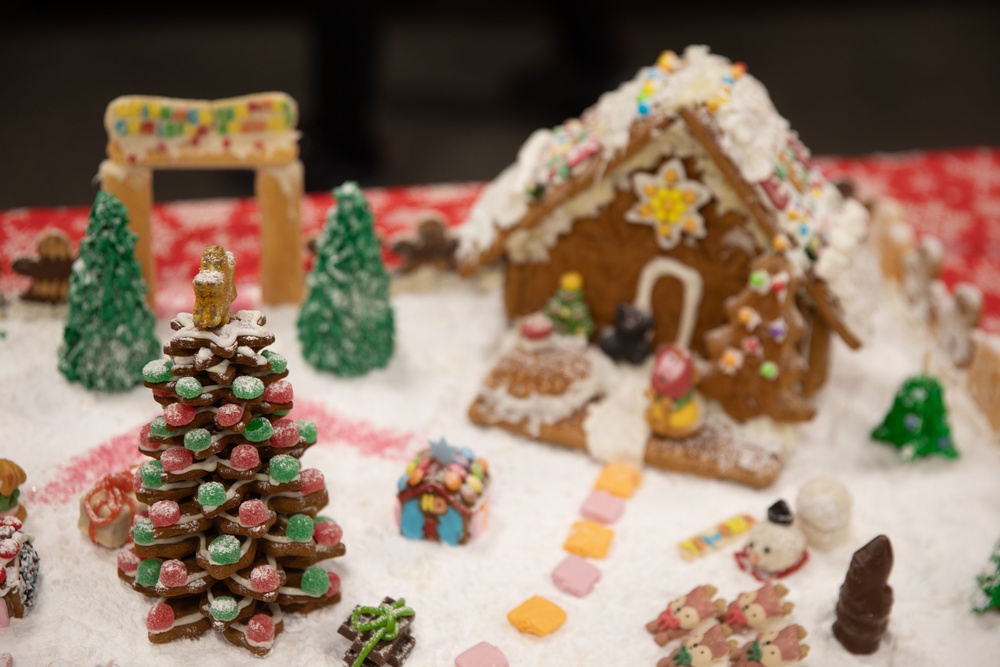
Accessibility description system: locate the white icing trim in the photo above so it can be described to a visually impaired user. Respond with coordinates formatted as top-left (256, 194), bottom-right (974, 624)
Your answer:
top-left (633, 257), bottom-right (704, 349)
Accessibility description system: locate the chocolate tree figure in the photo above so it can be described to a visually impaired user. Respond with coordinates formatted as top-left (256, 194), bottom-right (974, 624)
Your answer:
top-left (871, 374), bottom-right (959, 461)
top-left (700, 245), bottom-right (815, 422)
top-left (11, 228), bottom-right (75, 303)
top-left (298, 182), bottom-right (394, 376)
top-left (58, 191), bottom-right (159, 391)
top-left (543, 271), bottom-right (595, 338)
top-left (973, 538), bottom-right (1000, 614)
top-left (120, 246), bottom-right (346, 656)
top-left (598, 302), bottom-right (654, 363)
top-left (832, 535), bottom-right (894, 655)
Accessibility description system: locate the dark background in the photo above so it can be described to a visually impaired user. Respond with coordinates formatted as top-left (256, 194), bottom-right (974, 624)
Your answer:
top-left (2, 2), bottom-right (998, 209)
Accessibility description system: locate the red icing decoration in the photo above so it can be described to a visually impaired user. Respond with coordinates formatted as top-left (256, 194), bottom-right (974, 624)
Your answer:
top-left (146, 602), bottom-right (175, 632)
top-left (314, 521), bottom-right (343, 547)
top-left (760, 176), bottom-right (790, 210)
top-left (229, 444), bottom-right (260, 471)
top-left (651, 344), bottom-right (695, 399)
top-left (325, 571), bottom-right (341, 597)
top-left (82, 470), bottom-right (139, 545)
top-left (298, 468), bottom-right (324, 495)
top-left (238, 499), bottom-right (269, 527)
top-left (0, 517), bottom-right (21, 531)
top-left (158, 559), bottom-right (188, 588)
top-left (263, 380), bottom-right (293, 404)
top-left (160, 446), bottom-right (194, 473)
top-left (249, 564), bottom-right (280, 593)
top-left (734, 546), bottom-right (810, 582)
top-left (520, 314), bottom-right (553, 340)
top-left (245, 613), bottom-right (275, 644)
top-left (771, 279), bottom-right (787, 294)
top-left (216, 403), bottom-right (244, 428)
top-left (149, 500), bottom-right (181, 528)
top-left (269, 419), bottom-right (300, 448)
top-left (163, 403), bottom-right (196, 427)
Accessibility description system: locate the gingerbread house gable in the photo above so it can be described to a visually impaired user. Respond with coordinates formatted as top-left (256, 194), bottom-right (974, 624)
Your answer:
top-left (457, 46), bottom-right (868, 354)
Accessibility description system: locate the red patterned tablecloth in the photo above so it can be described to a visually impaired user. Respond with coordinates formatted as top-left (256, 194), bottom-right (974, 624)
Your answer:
top-left (1, 148), bottom-right (998, 330)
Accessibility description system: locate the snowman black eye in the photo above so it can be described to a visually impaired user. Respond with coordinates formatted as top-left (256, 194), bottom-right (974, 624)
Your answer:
top-left (748, 542), bottom-right (754, 549)
top-left (764, 546), bottom-right (771, 554)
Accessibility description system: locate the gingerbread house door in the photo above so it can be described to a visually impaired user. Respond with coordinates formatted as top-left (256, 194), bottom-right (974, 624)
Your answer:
top-left (632, 257), bottom-right (704, 349)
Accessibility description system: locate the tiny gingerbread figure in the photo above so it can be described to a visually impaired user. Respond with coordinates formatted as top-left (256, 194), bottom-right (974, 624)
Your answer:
top-left (659, 624), bottom-right (736, 667)
top-left (646, 584), bottom-right (726, 646)
top-left (191, 245), bottom-right (237, 329)
top-left (0, 460), bottom-right (27, 522)
top-left (724, 583), bottom-right (795, 634)
top-left (646, 344), bottom-right (704, 439)
top-left (732, 624), bottom-right (810, 667)
top-left (11, 228), bottom-right (75, 304)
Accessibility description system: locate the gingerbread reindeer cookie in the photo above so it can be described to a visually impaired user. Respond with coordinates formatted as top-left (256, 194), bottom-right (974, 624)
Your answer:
top-left (646, 584), bottom-right (726, 646)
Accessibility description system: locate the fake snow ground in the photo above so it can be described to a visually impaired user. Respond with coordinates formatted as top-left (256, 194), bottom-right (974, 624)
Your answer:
top-left (1, 278), bottom-right (999, 666)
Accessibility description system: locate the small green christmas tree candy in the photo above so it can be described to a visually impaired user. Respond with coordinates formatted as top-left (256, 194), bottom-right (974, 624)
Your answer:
top-left (974, 539), bottom-right (1000, 614)
top-left (871, 374), bottom-right (959, 461)
top-left (543, 271), bottom-right (595, 338)
top-left (58, 190), bottom-right (159, 391)
top-left (297, 182), bottom-right (395, 376)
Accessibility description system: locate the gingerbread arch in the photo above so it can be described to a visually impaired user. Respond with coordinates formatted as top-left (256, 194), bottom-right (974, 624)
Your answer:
top-left (98, 93), bottom-right (305, 306)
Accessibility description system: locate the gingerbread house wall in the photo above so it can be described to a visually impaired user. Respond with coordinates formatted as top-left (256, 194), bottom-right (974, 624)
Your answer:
top-left (503, 156), bottom-right (758, 357)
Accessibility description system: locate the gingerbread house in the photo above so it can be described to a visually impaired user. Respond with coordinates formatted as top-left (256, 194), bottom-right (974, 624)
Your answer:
top-left (456, 46), bottom-right (868, 392)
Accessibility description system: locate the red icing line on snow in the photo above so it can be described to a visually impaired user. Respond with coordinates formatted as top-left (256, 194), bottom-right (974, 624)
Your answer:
top-left (293, 399), bottom-right (414, 460)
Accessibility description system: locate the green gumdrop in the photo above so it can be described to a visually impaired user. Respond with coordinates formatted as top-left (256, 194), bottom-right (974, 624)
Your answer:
top-left (470, 462), bottom-right (484, 480)
top-left (136, 558), bottom-right (162, 587)
top-left (143, 359), bottom-right (173, 384)
top-left (232, 376), bottom-right (265, 400)
top-left (185, 428), bottom-right (212, 452)
top-left (273, 409), bottom-right (290, 417)
top-left (300, 566), bottom-right (329, 597)
top-left (244, 417), bottom-right (273, 443)
top-left (749, 270), bottom-right (768, 290)
top-left (175, 376), bottom-right (203, 399)
top-left (198, 481), bottom-right (227, 508)
top-left (286, 514), bottom-right (314, 542)
top-left (759, 361), bottom-right (779, 380)
top-left (262, 350), bottom-right (287, 374)
top-left (140, 460), bottom-right (164, 489)
top-left (296, 419), bottom-right (317, 444)
top-left (269, 454), bottom-right (300, 484)
top-left (210, 596), bottom-right (240, 622)
top-left (132, 518), bottom-right (154, 545)
top-left (208, 534), bottom-right (241, 565)
top-left (150, 416), bottom-right (171, 438)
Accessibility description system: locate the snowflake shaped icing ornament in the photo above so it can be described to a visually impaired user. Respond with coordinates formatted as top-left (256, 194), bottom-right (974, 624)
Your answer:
top-left (626, 158), bottom-right (712, 249)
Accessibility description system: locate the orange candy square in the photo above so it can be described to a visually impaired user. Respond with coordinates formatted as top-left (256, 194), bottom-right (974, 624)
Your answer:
top-left (563, 520), bottom-right (614, 559)
top-left (593, 463), bottom-right (643, 499)
top-left (507, 595), bottom-right (567, 636)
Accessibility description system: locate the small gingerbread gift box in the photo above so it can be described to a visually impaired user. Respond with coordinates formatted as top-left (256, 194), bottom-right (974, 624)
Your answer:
top-left (396, 439), bottom-right (490, 546)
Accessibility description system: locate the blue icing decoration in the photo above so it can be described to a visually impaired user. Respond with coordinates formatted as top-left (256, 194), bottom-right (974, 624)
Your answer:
top-left (400, 500), bottom-right (424, 541)
top-left (397, 475), bottom-right (409, 492)
top-left (460, 447), bottom-right (475, 462)
top-left (437, 506), bottom-right (464, 546)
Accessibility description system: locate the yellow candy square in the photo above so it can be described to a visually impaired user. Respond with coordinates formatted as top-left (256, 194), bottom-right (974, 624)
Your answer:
top-left (507, 595), bottom-right (566, 636)
top-left (563, 520), bottom-right (614, 559)
top-left (594, 463), bottom-right (643, 499)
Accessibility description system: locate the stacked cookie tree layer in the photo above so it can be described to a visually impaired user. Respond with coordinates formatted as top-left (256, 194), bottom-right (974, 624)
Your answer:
top-left (118, 246), bottom-right (345, 656)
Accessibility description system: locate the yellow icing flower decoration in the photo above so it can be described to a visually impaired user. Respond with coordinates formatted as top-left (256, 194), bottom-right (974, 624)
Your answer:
top-left (625, 158), bottom-right (712, 250)
top-left (560, 271), bottom-right (584, 292)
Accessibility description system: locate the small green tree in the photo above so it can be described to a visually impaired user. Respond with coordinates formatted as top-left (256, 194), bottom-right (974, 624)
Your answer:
top-left (871, 374), bottom-right (959, 460)
top-left (58, 190), bottom-right (159, 391)
top-left (543, 271), bottom-right (595, 338)
top-left (298, 182), bottom-right (394, 376)
top-left (974, 539), bottom-right (1000, 614)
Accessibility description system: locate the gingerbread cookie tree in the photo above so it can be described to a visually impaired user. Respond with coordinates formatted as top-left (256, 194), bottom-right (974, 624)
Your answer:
top-left (58, 191), bottom-right (159, 391)
top-left (298, 182), bottom-right (394, 376)
top-left (120, 246), bottom-right (345, 656)
top-left (700, 244), bottom-right (815, 422)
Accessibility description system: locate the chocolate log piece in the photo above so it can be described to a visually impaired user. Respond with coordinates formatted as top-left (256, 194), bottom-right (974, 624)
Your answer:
top-left (337, 596), bottom-right (416, 667)
top-left (832, 535), bottom-right (894, 654)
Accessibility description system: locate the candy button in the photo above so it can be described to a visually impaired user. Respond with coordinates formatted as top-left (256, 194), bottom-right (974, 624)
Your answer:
top-left (286, 514), bottom-right (314, 542)
top-left (244, 417), bottom-right (273, 443)
top-left (507, 596), bottom-right (566, 636)
top-left (175, 376), bottom-right (203, 399)
top-left (232, 376), bottom-right (265, 400)
top-left (184, 428), bottom-right (212, 452)
top-left (300, 567), bottom-right (329, 597)
top-left (464, 475), bottom-right (483, 494)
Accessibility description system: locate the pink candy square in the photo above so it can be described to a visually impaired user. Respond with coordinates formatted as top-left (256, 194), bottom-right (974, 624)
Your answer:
top-left (580, 489), bottom-right (625, 524)
top-left (455, 641), bottom-right (509, 667)
top-left (552, 554), bottom-right (602, 598)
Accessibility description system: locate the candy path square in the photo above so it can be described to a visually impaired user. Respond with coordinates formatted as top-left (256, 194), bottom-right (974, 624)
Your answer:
top-left (562, 520), bottom-right (615, 559)
top-left (552, 554), bottom-right (602, 598)
top-left (580, 489), bottom-right (625, 524)
top-left (506, 595), bottom-right (567, 636)
top-left (593, 462), bottom-right (643, 498)
top-left (454, 641), bottom-right (509, 667)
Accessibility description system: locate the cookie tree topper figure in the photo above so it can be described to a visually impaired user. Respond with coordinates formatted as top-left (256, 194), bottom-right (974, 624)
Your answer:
top-left (298, 182), bottom-right (395, 377)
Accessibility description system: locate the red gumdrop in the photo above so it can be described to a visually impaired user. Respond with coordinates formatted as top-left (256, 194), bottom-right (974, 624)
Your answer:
top-left (269, 419), bottom-right (300, 448)
top-left (139, 423), bottom-right (152, 447)
top-left (325, 571), bottom-right (341, 597)
top-left (132, 469), bottom-right (143, 493)
top-left (245, 613), bottom-right (276, 645)
top-left (299, 468), bottom-right (325, 495)
top-left (216, 403), bottom-right (244, 428)
top-left (163, 403), bottom-right (196, 427)
top-left (160, 446), bottom-right (194, 473)
top-left (146, 602), bottom-right (175, 632)
top-left (0, 539), bottom-right (21, 560)
top-left (263, 380), bottom-right (293, 404)
top-left (314, 521), bottom-right (343, 547)
top-left (229, 444), bottom-right (260, 471)
top-left (118, 545), bottom-right (141, 574)
top-left (249, 564), bottom-right (280, 593)
top-left (158, 559), bottom-right (188, 588)
top-left (149, 500), bottom-right (181, 527)
top-left (238, 499), bottom-right (269, 528)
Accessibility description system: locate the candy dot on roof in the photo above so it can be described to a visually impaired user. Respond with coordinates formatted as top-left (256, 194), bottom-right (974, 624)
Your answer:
top-left (208, 534), bottom-right (242, 565)
top-left (269, 418), bottom-right (300, 448)
top-left (263, 379), bottom-right (293, 404)
top-left (139, 460), bottom-right (164, 489)
top-left (298, 468), bottom-right (324, 494)
top-left (175, 376), bottom-right (203, 400)
top-left (296, 419), bottom-right (317, 444)
top-left (160, 446), bottom-right (194, 472)
top-left (158, 559), bottom-right (188, 588)
top-left (286, 514), bottom-right (314, 542)
top-left (163, 402), bottom-right (196, 427)
top-left (215, 403), bottom-right (244, 428)
top-left (143, 359), bottom-right (173, 384)
top-left (229, 444), bottom-right (260, 471)
top-left (470, 462), bottom-right (485, 480)
top-left (210, 595), bottom-right (240, 622)
top-left (300, 566), bottom-right (329, 597)
top-left (245, 613), bottom-right (276, 645)
top-left (261, 350), bottom-right (287, 373)
top-left (238, 499), bottom-right (269, 527)
top-left (117, 545), bottom-right (141, 575)
top-left (232, 376), bottom-right (265, 400)
top-left (198, 481), bottom-right (227, 509)
top-left (150, 416), bottom-right (171, 438)
top-left (244, 417), bottom-right (273, 442)
top-left (314, 519), bottom-right (342, 547)
top-left (0, 538), bottom-right (21, 560)
top-left (269, 454), bottom-right (300, 484)
top-left (136, 558), bottom-right (163, 588)
top-left (149, 500), bottom-right (180, 527)
top-left (184, 428), bottom-right (212, 452)
top-left (146, 602), bottom-right (175, 632)
top-left (250, 564), bottom-right (280, 593)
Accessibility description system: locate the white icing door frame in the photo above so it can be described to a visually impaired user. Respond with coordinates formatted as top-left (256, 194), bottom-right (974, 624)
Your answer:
top-left (633, 257), bottom-right (704, 349)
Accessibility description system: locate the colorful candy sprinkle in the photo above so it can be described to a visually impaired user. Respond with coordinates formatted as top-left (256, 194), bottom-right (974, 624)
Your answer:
top-left (208, 534), bottom-right (242, 565)
top-left (286, 514), bottom-right (314, 542)
top-left (229, 444), bottom-right (260, 471)
top-left (300, 566), bottom-right (329, 597)
top-left (232, 376), bottom-right (265, 400)
top-left (268, 454), bottom-right (299, 484)
top-left (244, 417), bottom-right (273, 442)
top-left (175, 376), bottom-right (203, 399)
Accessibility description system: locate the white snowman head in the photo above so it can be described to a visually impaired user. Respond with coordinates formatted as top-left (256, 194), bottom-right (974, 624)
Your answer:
top-left (745, 500), bottom-right (807, 574)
